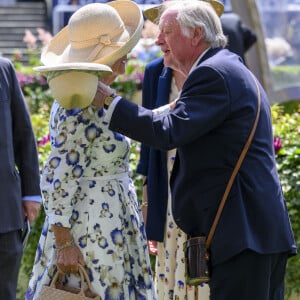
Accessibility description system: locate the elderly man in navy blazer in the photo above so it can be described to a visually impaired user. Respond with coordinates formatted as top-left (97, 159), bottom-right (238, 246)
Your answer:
top-left (0, 57), bottom-right (41, 300)
top-left (97, 1), bottom-right (297, 299)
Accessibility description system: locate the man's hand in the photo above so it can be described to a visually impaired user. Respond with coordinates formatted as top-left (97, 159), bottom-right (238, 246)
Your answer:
top-left (23, 201), bottom-right (41, 224)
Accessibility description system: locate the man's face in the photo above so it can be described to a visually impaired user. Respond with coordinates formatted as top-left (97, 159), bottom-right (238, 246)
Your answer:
top-left (156, 10), bottom-right (193, 73)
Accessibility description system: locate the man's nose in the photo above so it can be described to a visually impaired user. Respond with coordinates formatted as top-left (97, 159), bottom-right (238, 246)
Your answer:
top-left (155, 33), bottom-right (163, 46)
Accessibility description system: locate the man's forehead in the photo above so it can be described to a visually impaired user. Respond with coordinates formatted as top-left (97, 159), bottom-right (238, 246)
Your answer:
top-left (159, 9), bottom-right (178, 28)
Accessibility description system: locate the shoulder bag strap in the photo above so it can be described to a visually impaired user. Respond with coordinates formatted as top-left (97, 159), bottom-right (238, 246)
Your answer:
top-left (205, 74), bottom-right (261, 249)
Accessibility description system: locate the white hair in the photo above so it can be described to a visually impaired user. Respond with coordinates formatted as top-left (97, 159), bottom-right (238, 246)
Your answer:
top-left (162, 0), bottom-right (227, 48)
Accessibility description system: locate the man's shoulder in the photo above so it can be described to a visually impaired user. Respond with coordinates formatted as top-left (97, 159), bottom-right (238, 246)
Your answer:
top-left (0, 56), bottom-right (13, 67)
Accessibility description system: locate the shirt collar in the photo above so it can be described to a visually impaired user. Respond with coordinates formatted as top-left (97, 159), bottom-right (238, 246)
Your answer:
top-left (188, 47), bottom-right (211, 75)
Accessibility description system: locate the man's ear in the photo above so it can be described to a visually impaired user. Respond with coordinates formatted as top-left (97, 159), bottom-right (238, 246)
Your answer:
top-left (191, 27), bottom-right (203, 46)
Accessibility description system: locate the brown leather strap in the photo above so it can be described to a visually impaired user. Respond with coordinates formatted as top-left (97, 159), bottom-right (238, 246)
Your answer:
top-left (205, 74), bottom-right (261, 249)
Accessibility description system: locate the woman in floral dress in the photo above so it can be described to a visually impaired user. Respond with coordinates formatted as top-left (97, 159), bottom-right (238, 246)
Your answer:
top-left (26, 97), bottom-right (155, 299)
top-left (26, 1), bottom-right (156, 299)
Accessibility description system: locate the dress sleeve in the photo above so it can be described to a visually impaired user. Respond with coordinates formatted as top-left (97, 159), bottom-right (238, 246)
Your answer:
top-left (41, 103), bottom-right (91, 227)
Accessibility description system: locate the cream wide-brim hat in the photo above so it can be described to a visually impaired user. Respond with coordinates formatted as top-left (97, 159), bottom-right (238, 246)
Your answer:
top-left (144, 0), bottom-right (224, 24)
top-left (36, 0), bottom-right (144, 71)
top-left (34, 0), bottom-right (144, 109)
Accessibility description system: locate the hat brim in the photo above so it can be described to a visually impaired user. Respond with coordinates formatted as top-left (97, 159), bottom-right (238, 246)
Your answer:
top-left (39, 0), bottom-right (144, 69)
top-left (34, 62), bottom-right (112, 76)
top-left (144, 0), bottom-right (224, 24)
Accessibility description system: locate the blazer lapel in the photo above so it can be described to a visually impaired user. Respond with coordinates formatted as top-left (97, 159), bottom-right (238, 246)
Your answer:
top-left (156, 67), bottom-right (173, 106)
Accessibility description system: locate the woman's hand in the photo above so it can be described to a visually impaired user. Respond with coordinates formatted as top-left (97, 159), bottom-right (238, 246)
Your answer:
top-left (52, 225), bottom-right (84, 274)
top-left (92, 81), bottom-right (115, 108)
top-left (56, 245), bottom-right (84, 274)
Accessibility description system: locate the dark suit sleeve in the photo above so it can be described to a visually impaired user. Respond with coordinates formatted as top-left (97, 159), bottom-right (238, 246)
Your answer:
top-left (9, 61), bottom-right (41, 197)
top-left (109, 66), bottom-right (230, 151)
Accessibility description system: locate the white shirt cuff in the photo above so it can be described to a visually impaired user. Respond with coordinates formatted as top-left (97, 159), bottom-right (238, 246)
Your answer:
top-left (23, 196), bottom-right (42, 203)
top-left (103, 96), bottom-right (122, 123)
top-left (152, 103), bottom-right (171, 117)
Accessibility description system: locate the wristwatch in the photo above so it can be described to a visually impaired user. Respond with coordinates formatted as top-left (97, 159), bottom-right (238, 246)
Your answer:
top-left (104, 92), bottom-right (117, 110)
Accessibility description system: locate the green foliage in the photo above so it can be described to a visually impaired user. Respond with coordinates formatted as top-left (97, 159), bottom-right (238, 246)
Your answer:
top-left (111, 55), bottom-right (145, 100)
top-left (271, 101), bottom-right (300, 298)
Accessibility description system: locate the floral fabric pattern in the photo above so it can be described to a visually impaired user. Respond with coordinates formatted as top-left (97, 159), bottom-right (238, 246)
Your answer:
top-left (26, 101), bottom-right (155, 300)
top-left (155, 149), bottom-right (209, 300)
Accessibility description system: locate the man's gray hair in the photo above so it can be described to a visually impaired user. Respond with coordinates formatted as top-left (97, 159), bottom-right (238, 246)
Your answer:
top-left (163, 0), bottom-right (227, 48)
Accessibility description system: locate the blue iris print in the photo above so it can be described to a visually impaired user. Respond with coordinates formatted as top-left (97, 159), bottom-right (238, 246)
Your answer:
top-left (85, 124), bottom-right (101, 142)
top-left (168, 220), bottom-right (174, 229)
top-left (66, 149), bottom-right (80, 165)
top-left (101, 183), bottom-right (115, 197)
top-left (131, 288), bottom-right (148, 300)
top-left (100, 203), bottom-right (113, 218)
top-left (66, 120), bottom-right (77, 134)
top-left (41, 222), bottom-right (48, 236)
top-left (86, 267), bottom-right (94, 282)
top-left (65, 108), bottom-right (81, 116)
top-left (53, 179), bottom-right (61, 190)
top-left (54, 132), bottom-right (67, 147)
top-left (49, 157), bottom-right (61, 169)
top-left (97, 109), bottom-right (104, 118)
top-left (103, 143), bottom-right (116, 153)
top-left (78, 111), bottom-right (91, 125)
top-left (137, 273), bottom-right (151, 290)
top-left (177, 280), bottom-right (185, 290)
top-left (93, 223), bottom-right (101, 233)
top-left (71, 210), bottom-right (79, 222)
top-left (92, 259), bottom-right (99, 264)
top-left (34, 244), bottom-right (42, 264)
top-left (78, 235), bottom-right (87, 248)
top-left (25, 288), bottom-right (34, 300)
top-left (111, 229), bottom-right (124, 247)
top-left (45, 172), bottom-right (54, 183)
top-left (97, 236), bottom-right (108, 249)
top-left (54, 208), bottom-right (63, 216)
top-left (72, 165), bottom-right (83, 178)
top-left (104, 280), bottom-right (124, 300)
top-left (89, 181), bottom-right (96, 188)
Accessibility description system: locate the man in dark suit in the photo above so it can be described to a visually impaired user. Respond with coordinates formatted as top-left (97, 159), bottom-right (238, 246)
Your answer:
top-left (221, 11), bottom-right (257, 64)
top-left (138, 0), bottom-right (257, 252)
top-left (0, 57), bottom-right (41, 300)
top-left (97, 1), bottom-right (297, 299)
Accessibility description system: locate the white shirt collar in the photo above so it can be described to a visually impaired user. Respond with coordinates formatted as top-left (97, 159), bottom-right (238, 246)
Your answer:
top-left (188, 47), bottom-right (211, 75)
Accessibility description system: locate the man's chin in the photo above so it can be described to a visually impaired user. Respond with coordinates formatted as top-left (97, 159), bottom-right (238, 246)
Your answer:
top-left (163, 56), bottom-right (172, 68)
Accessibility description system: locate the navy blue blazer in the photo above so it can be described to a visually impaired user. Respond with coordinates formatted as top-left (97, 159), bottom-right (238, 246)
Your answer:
top-left (136, 57), bottom-right (172, 241)
top-left (109, 48), bottom-right (296, 265)
top-left (0, 57), bottom-right (41, 233)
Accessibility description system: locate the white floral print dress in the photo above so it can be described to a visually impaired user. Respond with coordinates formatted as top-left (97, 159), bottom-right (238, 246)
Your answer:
top-left (26, 102), bottom-right (156, 300)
